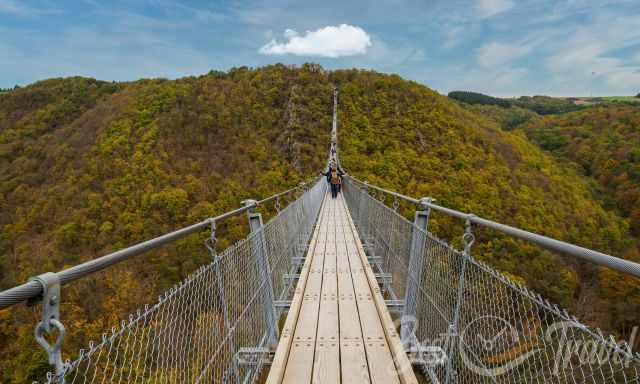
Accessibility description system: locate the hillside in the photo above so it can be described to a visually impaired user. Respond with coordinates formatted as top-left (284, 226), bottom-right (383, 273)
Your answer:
top-left (448, 90), bottom-right (584, 115)
top-left (462, 103), bottom-right (540, 130)
top-left (520, 107), bottom-right (640, 233)
top-left (512, 95), bottom-right (583, 114)
top-left (448, 90), bottom-right (511, 107)
top-left (336, 74), bottom-right (635, 327)
top-left (0, 67), bottom-right (332, 382)
top-left (518, 107), bottom-right (640, 331)
top-left (0, 65), bottom-right (637, 381)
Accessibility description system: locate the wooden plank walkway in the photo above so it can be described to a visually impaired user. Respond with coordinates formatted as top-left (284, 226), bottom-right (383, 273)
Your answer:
top-left (267, 191), bottom-right (418, 384)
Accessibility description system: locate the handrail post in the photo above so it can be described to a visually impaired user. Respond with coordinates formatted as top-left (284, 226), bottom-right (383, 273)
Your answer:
top-left (244, 200), bottom-right (279, 347)
top-left (401, 198), bottom-right (432, 348)
top-left (358, 181), bottom-right (369, 238)
top-left (295, 184), bottom-right (308, 262)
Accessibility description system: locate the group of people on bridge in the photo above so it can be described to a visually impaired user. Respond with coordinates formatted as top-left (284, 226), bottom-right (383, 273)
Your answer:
top-left (323, 161), bottom-right (345, 199)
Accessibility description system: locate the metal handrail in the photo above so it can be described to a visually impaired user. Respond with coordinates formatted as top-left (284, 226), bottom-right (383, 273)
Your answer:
top-left (346, 175), bottom-right (640, 278)
top-left (0, 182), bottom-right (309, 310)
top-left (257, 184), bottom-right (305, 205)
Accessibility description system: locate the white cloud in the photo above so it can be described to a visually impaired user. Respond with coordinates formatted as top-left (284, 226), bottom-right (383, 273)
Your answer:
top-left (476, 0), bottom-right (514, 18)
top-left (283, 29), bottom-right (297, 39)
top-left (259, 24), bottom-right (372, 58)
top-left (477, 42), bottom-right (531, 67)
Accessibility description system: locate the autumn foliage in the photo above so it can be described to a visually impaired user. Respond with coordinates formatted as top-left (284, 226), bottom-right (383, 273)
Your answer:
top-left (0, 66), bottom-right (637, 381)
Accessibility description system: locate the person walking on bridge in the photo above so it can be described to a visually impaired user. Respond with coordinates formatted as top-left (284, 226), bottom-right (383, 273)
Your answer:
top-left (324, 162), bottom-right (344, 199)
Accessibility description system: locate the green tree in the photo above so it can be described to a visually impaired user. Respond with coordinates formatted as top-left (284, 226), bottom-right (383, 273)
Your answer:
top-left (0, 66), bottom-right (636, 381)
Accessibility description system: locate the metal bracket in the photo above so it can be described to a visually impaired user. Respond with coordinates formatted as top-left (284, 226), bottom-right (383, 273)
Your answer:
top-left (236, 347), bottom-right (275, 367)
top-left (242, 199), bottom-right (258, 212)
top-left (274, 300), bottom-right (291, 311)
top-left (385, 299), bottom-right (405, 313)
top-left (30, 272), bottom-right (67, 376)
top-left (418, 197), bottom-right (435, 210)
top-left (408, 345), bottom-right (447, 367)
top-left (409, 345), bottom-right (447, 384)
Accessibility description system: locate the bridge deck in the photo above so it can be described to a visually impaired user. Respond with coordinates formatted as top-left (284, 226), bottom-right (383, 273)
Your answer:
top-left (267, 192), bottom-right (418, 384)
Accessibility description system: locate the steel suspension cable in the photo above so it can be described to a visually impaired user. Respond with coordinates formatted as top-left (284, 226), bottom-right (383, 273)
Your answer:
top-left (346, 175), bottom-right (640, 278)
top-left (0, 181), bottom-right (313, 310)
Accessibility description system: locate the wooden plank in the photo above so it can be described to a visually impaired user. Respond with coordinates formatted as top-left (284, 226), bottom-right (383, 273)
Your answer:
top-left (312, 197), bottom-right (340, 384)
top-left (341, 223), bottom-right (400, 384)
top-left (266, 192), bottom-right (328, 384)
top-left (339, 195), bottom-right (419, 384)
top-left (335, 196), bottom-right (371, 383)
top-left (270, 192), bottom-right (418, 383)
top-left (336, 206), bottom-right (399, 384)
top-left (282, 195), bottom-right (329, 384)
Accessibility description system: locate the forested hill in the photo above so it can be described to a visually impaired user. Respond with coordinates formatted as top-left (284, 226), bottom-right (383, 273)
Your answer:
top-left (516, 107), bottom-right (640, 339)
top-left (0, 64), bottom-right (636, 381)
top-left (520, 106), bottom-right (640, 249)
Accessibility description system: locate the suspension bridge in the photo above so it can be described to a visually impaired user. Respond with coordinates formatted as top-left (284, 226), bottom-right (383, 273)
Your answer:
top-left (2, 90), bottom-right (640, 383)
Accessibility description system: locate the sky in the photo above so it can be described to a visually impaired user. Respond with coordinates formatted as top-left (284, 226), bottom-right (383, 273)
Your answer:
top-left (1, 0), bottom-right (639, 97)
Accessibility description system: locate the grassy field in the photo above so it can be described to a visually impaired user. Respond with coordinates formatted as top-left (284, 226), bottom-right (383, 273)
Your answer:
top-left (600, 96), bottom-right (640, 103)
top-left (569, 96), bottom-right (640, 105)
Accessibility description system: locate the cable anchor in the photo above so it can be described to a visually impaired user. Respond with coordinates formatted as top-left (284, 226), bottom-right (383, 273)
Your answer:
top-left (204, 219), bottom-right (218, 258)
top-left (30, 272), bottom-right (68, 378)
top-left (463, 215), bottom-right (476, 255)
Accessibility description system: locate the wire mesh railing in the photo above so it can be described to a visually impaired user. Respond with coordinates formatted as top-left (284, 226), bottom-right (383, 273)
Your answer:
top-left (36, 179), bottom-right (326, 384)
top-left (342, 177), bottom-right (640, 384)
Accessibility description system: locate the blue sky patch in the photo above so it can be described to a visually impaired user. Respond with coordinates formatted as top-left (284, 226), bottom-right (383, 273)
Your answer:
top-left (1, 0), bottom-right (639, 96)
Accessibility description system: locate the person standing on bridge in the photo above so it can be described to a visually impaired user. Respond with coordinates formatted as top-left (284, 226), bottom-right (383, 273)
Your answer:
top-left (324, 162), bottom-right (344, 199)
